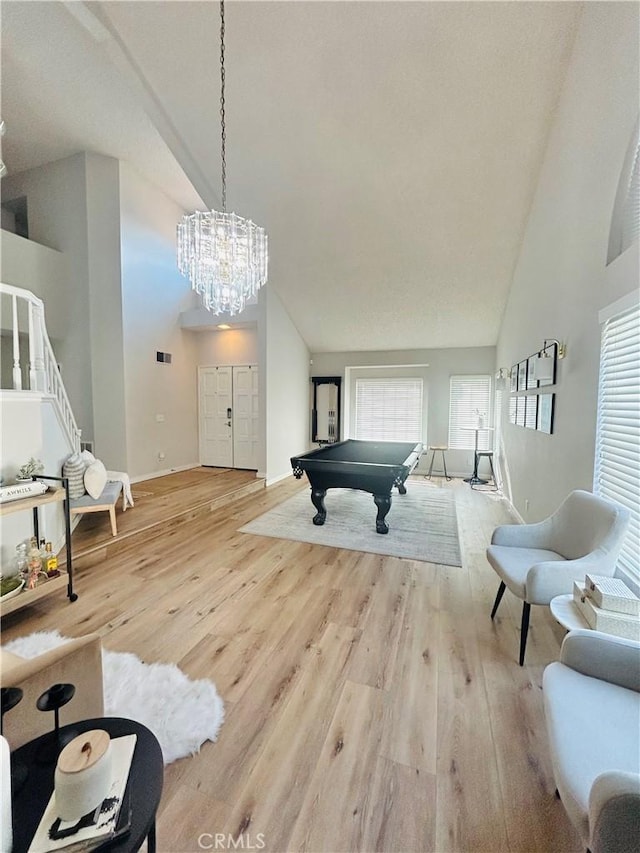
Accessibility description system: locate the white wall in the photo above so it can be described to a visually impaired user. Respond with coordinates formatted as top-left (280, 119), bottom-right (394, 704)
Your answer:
top-left (1, 154), bottom-right (94, 437)
top-left (496, 2), bottom-right (640, 522)
top-left (119, 162), bottom-right (199, 478)
top-left (0, 393), bottom-right (74, 568)
top-left (85, 154), bottom-right (128, 469)
top-left (311, 346), bottom-right (496, 477)
top-left (262, 287), bottom-right (309, 483)
top-left (194, 328), bottom-right (258, 366)
top-left (0, 231), bottom-right (69, 341)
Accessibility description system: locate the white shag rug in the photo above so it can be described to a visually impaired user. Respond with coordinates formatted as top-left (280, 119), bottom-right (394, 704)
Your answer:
top-left (4, 631), bottom-right (224, 766)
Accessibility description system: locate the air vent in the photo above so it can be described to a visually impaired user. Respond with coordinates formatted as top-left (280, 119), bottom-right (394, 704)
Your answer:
top-left (156, 351), bottom-right (172, 364)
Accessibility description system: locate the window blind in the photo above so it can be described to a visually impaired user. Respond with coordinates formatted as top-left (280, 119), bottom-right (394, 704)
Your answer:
top-left (448, 375), bottom-right (492, 450)
top-left (594, 303), bottom-right (640, 583)
top-left (354, 378), bottom-right (423, 441)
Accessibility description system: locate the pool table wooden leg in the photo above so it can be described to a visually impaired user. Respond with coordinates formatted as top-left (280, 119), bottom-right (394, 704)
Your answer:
top-left (373, 494), bottom-right (392, 534)
top-left (397, 482), bottom-right (407, 495)
top-left (311, 488), bottom-right (327, 525)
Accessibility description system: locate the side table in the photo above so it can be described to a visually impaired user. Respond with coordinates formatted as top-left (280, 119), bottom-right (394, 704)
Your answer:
top-left (10, 717), bottom-right (163, 853)
top-left (549, 593), bottom-right (590, 632)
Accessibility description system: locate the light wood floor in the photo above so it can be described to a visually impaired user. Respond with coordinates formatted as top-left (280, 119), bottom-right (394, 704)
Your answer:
top-left (1, 470), bottom-right (582, 853)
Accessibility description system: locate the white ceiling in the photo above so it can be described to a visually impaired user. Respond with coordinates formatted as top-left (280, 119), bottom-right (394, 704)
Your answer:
top-left (1, 0), bottom-right (582, 352)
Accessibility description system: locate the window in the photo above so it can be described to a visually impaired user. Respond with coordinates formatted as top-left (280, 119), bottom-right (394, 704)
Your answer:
top-left (448, 375), bottom-right (492, 450)
top-left (594, 301), bottom-right (639, 584)
top-left (354, 378), bottom-right (423, 441)
top-left (607, 121), bottom-right (640, 264)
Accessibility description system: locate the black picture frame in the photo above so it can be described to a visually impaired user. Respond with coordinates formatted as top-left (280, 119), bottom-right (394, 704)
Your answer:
top-left (525, 395), bottom-right (538, 429)
top-left (517, 361), bottom-right (527, 391)
top-left (526, 355), bottom-right (538, 390)
top-left (510, 367), bottom-right (518, 393)
top-left (509, 395), bottom-right (517, 424)
top-left (515, 396), bottom-right (526, 427)
top-left (537, 393), bottom-right (555, 434)
top-left (311, 376), bottom-right (342, 443)
top-left (536, 342), bottom-right (557, 387)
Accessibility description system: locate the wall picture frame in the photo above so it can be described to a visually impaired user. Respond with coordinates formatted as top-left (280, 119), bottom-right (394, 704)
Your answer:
top-left (509, 395), bottom-right (517, 424)
top-left (537, 393), bottom-right (555, 434)
top-left (515, 396), bottom-right (526, 426)
top-left (525, 394), bottom-right (538, 429)
top-left (526, 355), bottom-right (538, 390)
top-left (536, 341), bottom-right (557, 387)
top-left (517, 361), bottom-right (527, 391)
top-left (510, 367), bottom-right (518, 392)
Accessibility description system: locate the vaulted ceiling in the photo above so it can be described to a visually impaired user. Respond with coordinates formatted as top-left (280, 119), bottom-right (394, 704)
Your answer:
top-left (1, 1), bottom-right (582, 352)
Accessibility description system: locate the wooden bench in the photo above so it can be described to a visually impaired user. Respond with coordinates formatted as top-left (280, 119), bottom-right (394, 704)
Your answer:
top-left (69, 480), bottom-right (123, 536)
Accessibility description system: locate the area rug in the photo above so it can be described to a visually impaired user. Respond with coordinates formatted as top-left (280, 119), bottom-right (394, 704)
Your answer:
top-left (4, 631), bottom-right (224, 765)
top-left (239, 482), bottom-right (462, 566)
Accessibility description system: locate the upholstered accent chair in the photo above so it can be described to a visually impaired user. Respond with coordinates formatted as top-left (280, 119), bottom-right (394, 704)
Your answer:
top-left (487, 490), bottom-right (630, 665)
top-left (543, 630), bottom-right (640, 853)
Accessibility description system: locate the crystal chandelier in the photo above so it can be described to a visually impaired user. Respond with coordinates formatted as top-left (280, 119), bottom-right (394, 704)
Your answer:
top-left (177, 0), bottom-right (267, 315)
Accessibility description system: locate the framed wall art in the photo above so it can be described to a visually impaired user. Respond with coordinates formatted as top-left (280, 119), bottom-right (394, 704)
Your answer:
top-left (510, 367), bottom-right (518, 393)
top-left (537, 393), bottom-right (555, 434)
top-left (536, 341), bottom-right (557, 387)
top-left (516, 396), bottom-right (526, 427)
top-left (509, 395), bottom-right (517, 424)
top-left (526, 355), bottom-right (538, 390)
top-left (517, 361), bottom-right (527, 391)
top-left (525, 395), bottom-right (538, 429)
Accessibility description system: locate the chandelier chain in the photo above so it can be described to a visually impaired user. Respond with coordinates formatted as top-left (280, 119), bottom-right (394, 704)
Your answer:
top-left (220, 0), bottom-right (226, 212)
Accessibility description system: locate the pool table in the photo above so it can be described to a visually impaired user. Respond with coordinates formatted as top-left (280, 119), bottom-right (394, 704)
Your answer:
top-left (290, 439), bottom-right (423, 534)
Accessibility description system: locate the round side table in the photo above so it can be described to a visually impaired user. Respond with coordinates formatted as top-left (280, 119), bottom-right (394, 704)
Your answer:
top-left (10, 717), bottom-right (163, 853)
top-left (550, 593), bottom-right (590, 632)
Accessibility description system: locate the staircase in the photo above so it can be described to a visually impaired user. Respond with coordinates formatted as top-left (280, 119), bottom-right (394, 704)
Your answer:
top-left (0, 282), bottom-right (81, 452)
top-left (1, 282), bottom-right (81, 560)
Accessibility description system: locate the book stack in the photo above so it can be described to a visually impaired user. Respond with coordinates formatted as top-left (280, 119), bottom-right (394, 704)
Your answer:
top-left (573, 574), bottom-right (640, 641)
top-left (28, 735), bottom-right (136, 853)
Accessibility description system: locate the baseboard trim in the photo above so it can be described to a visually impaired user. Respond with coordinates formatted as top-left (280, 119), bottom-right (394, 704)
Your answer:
top-left (131, 464), bottom-right (199, 484)
top-left (266, 471), bottom-right (294, 487)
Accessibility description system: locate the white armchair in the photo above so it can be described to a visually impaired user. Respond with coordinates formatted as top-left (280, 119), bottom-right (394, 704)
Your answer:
top-left (543, 630), bottom-right (640, 853)
top-left (487, 490), bottom-right (630, 664)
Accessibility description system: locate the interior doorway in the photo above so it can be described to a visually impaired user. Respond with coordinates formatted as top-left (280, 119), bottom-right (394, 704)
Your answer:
top-left (198, 365), bottom-right (259, 470)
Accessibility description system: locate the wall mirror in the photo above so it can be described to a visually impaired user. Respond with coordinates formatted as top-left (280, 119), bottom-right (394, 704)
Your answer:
top-left (311, 376), bottom-right (341, 444)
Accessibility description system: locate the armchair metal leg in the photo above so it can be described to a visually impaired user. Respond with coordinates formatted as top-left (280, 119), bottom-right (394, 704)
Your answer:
top-left (519, 602), bottom-right (531, 666)
top-left (490, 581), bottom-right (506, 620)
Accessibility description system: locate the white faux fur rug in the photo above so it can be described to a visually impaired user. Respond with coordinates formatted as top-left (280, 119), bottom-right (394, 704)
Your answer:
top-left (4, 631), bottom-right (224, 765)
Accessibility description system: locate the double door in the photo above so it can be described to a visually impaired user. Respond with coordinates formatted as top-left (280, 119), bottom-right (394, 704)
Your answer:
top-left (198, 365), bottom-right (259, 470)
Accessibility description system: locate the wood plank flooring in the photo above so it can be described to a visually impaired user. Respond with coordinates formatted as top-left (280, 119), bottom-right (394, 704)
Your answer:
top-left (1, 470), bottom-right (581, 853)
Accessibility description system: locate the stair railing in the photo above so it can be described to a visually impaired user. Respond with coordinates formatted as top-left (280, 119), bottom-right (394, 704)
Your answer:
top-left (1, 282), bottom-right (81, 452)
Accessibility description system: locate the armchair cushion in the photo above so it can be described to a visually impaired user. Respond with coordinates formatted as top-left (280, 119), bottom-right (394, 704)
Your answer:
top-left (543, 631), bottom-right (640, 853)
top-left (486, 545), bottom-right (565, 599)
top-left (0, 634), bottom-right (104, 750)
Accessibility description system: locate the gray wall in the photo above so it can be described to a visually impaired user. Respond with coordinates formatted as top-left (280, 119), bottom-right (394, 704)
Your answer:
top-left (496, 2), bottom-right (640, 522)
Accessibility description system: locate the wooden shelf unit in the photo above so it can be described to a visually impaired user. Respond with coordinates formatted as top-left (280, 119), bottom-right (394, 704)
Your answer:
top-left (0, 476), bottom-right (77, 617)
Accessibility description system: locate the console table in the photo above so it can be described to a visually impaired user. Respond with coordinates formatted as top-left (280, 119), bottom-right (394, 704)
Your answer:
top-left (10, 717), bottom-right (163, 853)
top-left (0, 475), bottom-right (76, 617)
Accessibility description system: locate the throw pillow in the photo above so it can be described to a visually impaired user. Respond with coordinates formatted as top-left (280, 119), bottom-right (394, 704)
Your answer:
top-left (80, 449), bottom-right (96, 468)
top-left (62, 453), bottom-right (86, 499)
top-left (84, 460), bottom-right (107, 500)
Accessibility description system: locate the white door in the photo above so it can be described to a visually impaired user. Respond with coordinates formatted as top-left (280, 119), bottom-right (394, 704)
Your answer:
top-left (199, 366), bottom-right (233, 467)
top-left (232, 365), bottom-right (259, 470)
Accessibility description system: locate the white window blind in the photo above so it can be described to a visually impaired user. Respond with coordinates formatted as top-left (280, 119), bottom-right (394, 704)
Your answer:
top-left (594, 303), bottom-right (640, 583)
top-left (354, 378), bottom-right (423, 441)
top-left (448, 375), bottom-right (492, 450)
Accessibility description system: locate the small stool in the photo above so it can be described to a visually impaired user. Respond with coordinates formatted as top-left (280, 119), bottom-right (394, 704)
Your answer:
top-left (472, 451), bottom-right (498, 490)
top-left (426, 445), bottom-right (451, 481)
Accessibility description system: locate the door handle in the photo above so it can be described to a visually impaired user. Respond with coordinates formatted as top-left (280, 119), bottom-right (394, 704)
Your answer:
top-left (226, 421), bottom-right (232, 427)
top-left (227, 407), bottom-right (232, 419)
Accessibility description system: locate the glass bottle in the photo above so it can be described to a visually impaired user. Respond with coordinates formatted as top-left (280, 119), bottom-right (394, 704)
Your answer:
top-left (15, 542), bottom-right (28, 582)
top-left (27, 537), bottom-right (42, 589)
top-left (44, 542), bottom-right (59, 578)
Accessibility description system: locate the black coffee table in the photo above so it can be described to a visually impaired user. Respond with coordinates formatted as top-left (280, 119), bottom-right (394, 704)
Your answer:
top-left (11, 717), bottom-right (163, 853)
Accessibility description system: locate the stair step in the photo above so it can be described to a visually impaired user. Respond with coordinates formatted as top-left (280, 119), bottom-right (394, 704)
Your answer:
top-left (72, 476), bottom-right (265, 565)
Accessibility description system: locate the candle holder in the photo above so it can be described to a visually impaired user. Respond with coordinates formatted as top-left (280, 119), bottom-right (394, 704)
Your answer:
top-left (35, 683), bottom-right (77, 764)
top-left (1, 687), bottom-right (28, 791)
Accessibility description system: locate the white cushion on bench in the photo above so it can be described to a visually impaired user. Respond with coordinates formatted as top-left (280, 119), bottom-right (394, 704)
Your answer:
top-left (70, 480), bottom-right (122, 509)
